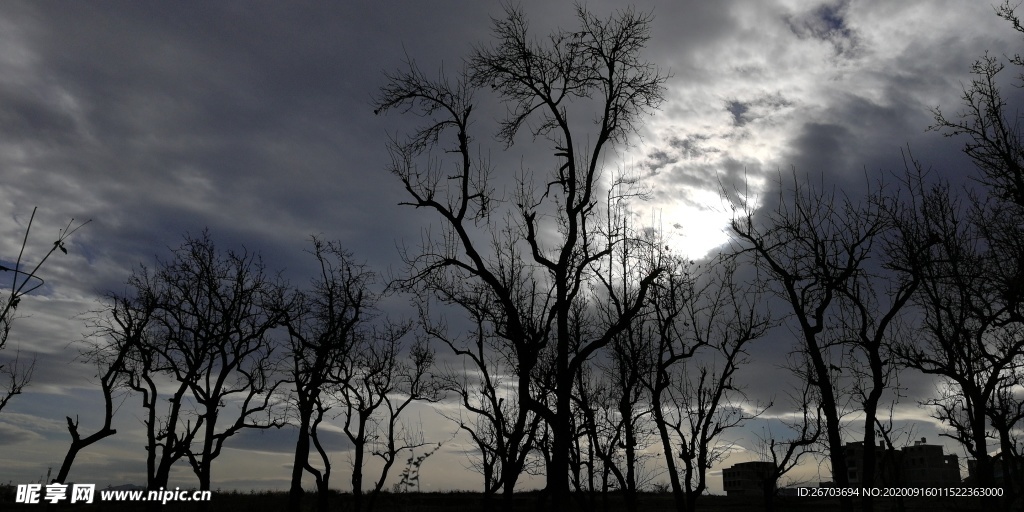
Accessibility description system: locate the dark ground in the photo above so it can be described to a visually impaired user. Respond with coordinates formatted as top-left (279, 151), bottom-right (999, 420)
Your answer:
top-left (0, 487), bottom-right (1002, 512)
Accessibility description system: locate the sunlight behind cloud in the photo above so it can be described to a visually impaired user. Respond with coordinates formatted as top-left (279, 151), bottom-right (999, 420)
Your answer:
top-left (636, 188), bottom-right (737, 261)
top-left (0, 0), bottom-right (1020, 496)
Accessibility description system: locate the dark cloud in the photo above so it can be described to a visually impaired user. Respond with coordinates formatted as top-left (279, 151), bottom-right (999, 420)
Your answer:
top-left (645, 149), bottom-right (679, 172)
top-left (726, 100), bottom-right (750, 127)
top-left (0, 88), bottom-right (78, 145)
top-left (724, 92), bottom-right (793, 128)
top-left (0, 1), bottom-right (476, 291)
top-left (0, 0), bottom-right (1019, 493)
top-left (784, 0), bottom-right (860, 57)
top-left (785, 122), bottom-right (852, 176)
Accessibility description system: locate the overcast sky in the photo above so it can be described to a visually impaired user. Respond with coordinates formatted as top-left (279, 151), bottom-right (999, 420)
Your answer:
top-left (0, 0), bottom-right (1020, 494)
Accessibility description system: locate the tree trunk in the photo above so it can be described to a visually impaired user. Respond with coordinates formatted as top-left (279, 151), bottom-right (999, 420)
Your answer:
top-left (288, 405), bottom-right (312, 512)
top-left (549, 377), bottom-right (571, 509)
top-left (499, 463), bottom-right (517, 512)
top-left (804, 334), bottom-right (851, 512)
top-left (860, 376), bottom-right (884, 512)
top-left (652, 387), bottom-right (685, 512)
top-left (352, 436), bottom-right (365, 512)
top-left (55, 417), bottom-right (116, 484)
top-left (548, 273), bottom-right (571, 510)
top-left (622, 397), bottom-right (637, 512)
top-left (315, 476), bottom-right (330, 512)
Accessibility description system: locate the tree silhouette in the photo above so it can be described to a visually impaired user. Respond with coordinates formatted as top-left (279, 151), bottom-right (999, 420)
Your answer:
top-left (891, 162), bottom-right (1024, 509)
top-left (339, 326), bottom-right (440, 512)
top-left (0, 208), bottom-right (87, 414)
top-left (374, 5), bottom-right (666, 507)
top-left (282, 237), bottom-right (373, 512)
top-left (54, 290), bottom-right (157, 484)
top-left (108, 231), bottom-right (288, 491)
top-left (429, 296), bottom-right (544, 509)
top-left (917, 3), bottom-right (1024, 506)
top-left (930, 1), bottom-right (1024, 208)
top-left (647, 253), bottom-right (769, 512)
top-left (754, 378), bottom-right (821, 512)
top-left (731, 174), bottom-right (915, 512)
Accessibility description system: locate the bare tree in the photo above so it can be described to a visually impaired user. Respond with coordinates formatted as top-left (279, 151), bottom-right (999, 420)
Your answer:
top-left (282, 238), bottom-right (373, 512)
top-left (929, 0), bottom-right (1024, 208)
top-left (562, 200), bottom-right (664, 512)
top-left (754, 379), bottom-right (822, 512)
top-left (456, 397), bottom-right (507, 496)
top-left (926, 5), bottom-right (1024, 506)
top-left (374, 5), bottom-right (666, 506)
top-left (567, 365), bottom-right (601, 509)
top-left (109, 231), bottom-right (287, 490)
top-left (0, 208), bottom-right (88, 414)
top-left (988, 368), bottom-right (1023, 506)
top-left (568, 357), bottom-right (650, 512)
top-left (648, 254), bottom-right (769, 512)
top-left (54, 291), bottom-right (157, 484)
top-left (339, 322), bottom-right (440, 512)
top-left (590, 337), bottom-right (655, 512)
top-left (107, 266), bottom-right (192, 491)
top-left (731, 174), bottom-right (915, 512)
top-left (430, 297), bottom-right (544, 510)
top-left (889, 168), bottom-right (1024, 508)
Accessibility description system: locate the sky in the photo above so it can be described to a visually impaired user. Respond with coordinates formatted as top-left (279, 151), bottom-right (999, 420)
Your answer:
top-left (0, 0), bottom-right (1020, 495)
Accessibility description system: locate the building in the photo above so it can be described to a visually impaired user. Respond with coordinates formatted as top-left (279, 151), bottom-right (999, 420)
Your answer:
top-left (966, 452), bottom-right (1023, 485)
top-left (844, 438), bottom-right (960, 487)
top-left (899, 439), bottom-right (961, 486)
top-left (722, 461), bottom-right (775, 497)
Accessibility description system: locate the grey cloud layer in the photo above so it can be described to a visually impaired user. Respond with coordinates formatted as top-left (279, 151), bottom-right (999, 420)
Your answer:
top-left (0, 0), bottom-right (1020, 492)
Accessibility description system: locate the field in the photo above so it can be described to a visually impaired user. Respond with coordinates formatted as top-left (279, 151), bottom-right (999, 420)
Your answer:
top-left (0, 487), bottom-right (996, 512)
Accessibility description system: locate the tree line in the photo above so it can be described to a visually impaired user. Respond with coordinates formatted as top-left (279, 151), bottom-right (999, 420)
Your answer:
top-left (1, 3), bottom-right (1022, 512)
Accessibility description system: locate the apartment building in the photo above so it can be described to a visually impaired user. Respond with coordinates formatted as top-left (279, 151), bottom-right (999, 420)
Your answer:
top-left (722, 461), bottom-right (776, 496)
top-left (844, 438), bottom-right (960, 487)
